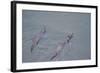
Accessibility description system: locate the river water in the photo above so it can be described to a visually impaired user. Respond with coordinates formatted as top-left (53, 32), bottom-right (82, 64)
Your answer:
top-left (22, 10), bottom-right (91, 63)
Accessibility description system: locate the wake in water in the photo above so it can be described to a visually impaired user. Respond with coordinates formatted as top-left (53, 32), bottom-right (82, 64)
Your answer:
top-left (50, 33), bottom-right (74, 60)
top-left (30, 25), bottom-right (46, 53)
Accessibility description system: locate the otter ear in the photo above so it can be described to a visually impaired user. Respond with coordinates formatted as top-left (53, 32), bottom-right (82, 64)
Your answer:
top-left (72, 33), bottom-right (74, 35)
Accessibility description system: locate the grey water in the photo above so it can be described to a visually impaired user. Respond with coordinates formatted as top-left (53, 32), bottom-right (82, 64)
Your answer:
top-left (22, 10), bottom-right (91, 63)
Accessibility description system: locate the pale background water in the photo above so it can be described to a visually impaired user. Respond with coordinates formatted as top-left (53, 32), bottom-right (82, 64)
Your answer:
top-left (22, 10), bottom-right (91, 63)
